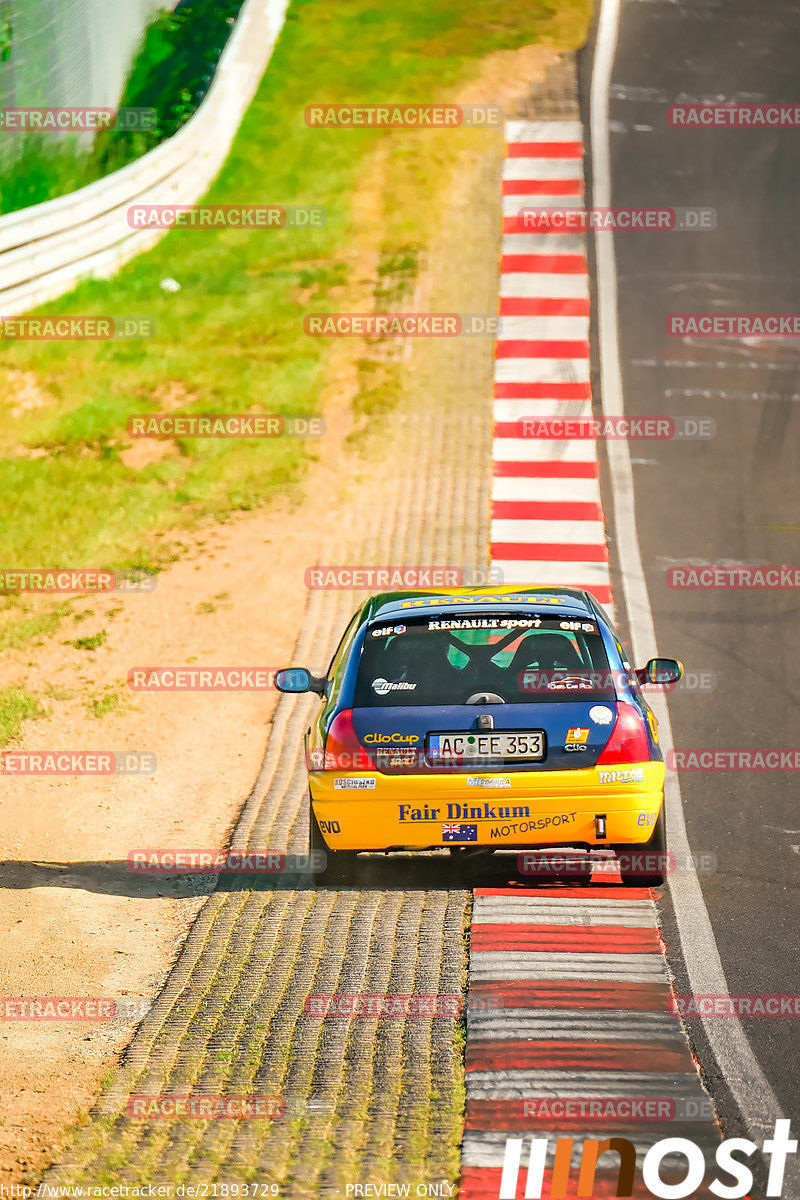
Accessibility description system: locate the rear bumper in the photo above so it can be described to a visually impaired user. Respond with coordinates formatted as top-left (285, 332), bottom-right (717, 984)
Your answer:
top-left (309, 761), bottom-right (664, 850)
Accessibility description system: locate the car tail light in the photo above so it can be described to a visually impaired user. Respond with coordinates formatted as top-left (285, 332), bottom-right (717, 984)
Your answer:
top-left (319, 709), bottom-right (373, 771)
top-left (596, 702), bottom-right (650, 765)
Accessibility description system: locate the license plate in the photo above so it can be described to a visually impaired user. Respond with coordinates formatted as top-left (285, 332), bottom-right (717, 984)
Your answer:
top-left (428, 731), bottom-right (545, 761)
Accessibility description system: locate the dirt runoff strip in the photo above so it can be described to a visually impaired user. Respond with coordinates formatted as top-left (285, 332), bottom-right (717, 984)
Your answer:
top-left (37, 120), bottom-right (505, 1200)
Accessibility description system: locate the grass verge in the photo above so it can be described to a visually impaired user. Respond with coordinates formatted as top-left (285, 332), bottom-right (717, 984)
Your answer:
top-left (0, 686), bottom-right (43, 747)
top-left (1, 0), bottom-right (592, 571)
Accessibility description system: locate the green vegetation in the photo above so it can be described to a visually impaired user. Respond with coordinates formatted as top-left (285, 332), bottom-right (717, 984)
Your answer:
top-left (86, 688), bottom-right (122, 719)
top-left (0, 1), bottom-right (246, 214)
top-left (0, 686), bottom-right (42, 747)
top-left (69, 630), bottom-right (108, 651)
top-left (196, 590), bottom-right (233, 614)
top-left (90, 0), bottom-right (247, 178)
top-left (0, 0), bottom-right (592, 740)
top-left (0, 597), bottom-right (73, 650)
top-left (1, 0), bottom-right (591, 574)
top-left (0, 137), bottom-right (89, 215)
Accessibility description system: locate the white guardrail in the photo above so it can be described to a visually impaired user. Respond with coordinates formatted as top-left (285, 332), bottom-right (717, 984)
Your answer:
top-left (0, 0), bottom-right (289, 317)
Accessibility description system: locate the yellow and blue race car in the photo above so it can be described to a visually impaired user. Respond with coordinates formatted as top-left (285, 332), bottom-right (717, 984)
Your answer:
top-left (275, 586), bottom-right (682, 885)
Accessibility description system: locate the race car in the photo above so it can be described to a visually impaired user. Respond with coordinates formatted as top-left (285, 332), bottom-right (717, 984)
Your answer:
top-left (274, 586), bottom-right (683, 885)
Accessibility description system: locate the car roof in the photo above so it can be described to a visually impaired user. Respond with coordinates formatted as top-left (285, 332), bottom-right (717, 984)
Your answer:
top-left (366, 586), bottom-right (599, 622)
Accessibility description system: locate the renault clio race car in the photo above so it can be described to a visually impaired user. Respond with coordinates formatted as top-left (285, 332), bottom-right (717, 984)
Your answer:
top-left (275, 586), bottom-right (683, 885)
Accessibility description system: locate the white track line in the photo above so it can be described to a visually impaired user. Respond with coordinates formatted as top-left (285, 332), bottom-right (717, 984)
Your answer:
top-left (469, 951), bottom-right (667, 982)
top-left (468, 1010), bottom-right (686, 1040)
top-left (466, 1072), bottom-right (701, 1099)
top-left (473, 896), bottom-right (654, 919)
top-left (503, 159), bottom-right (585, 181)
top-left (492, 476), bottom-right (603, 503)
top-left (490, 561), bottom-right (614, 587)
top-left (500, 272), bottom-right (590, 297)
top-left (500, 234), bottom-right (588, 254)
top-left (490, 520), bottom-right (607, 544)
top-left (494, 360), bottom-right (591, 384)
top-left (505, 121), bottom-right (585, 140)
top-left (590, 0), bottom-right (797, 1171)
top-left (502, 196), bottom-right (585, 217)
top-left (492, 440), bottom-right (598, 463)
top-left (496, 317), bottom-right (590, 340)
top-left (493, 399), bottom-right (593, 420)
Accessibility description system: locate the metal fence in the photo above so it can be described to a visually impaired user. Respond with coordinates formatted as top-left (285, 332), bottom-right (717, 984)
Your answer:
top-left (0, 0), bottom-right (290, 316)
top-left (0, 0), bottom-right (177, 167)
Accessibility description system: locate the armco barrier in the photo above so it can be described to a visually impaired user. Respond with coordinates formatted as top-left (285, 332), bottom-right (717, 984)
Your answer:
top-left (0, 0), bottom-right (289, 317)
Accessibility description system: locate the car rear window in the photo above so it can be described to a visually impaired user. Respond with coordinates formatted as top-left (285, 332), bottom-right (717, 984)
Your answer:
top-left (353, 613), bottom-right (617, 706)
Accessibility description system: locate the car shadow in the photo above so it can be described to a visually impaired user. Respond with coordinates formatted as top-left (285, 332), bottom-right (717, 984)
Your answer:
top-left (0, 853), bottom-right (629, 897)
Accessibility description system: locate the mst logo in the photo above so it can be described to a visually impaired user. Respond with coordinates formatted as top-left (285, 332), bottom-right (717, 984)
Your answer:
top-left (497, 1123), bottom-right (797, 1198)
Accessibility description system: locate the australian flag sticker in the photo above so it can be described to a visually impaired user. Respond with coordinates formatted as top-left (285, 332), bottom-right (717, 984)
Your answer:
top-left (442, 823), bottom-right (478, 842)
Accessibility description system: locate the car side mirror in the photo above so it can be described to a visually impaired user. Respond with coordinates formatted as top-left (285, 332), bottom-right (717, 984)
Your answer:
top-left (274, 667), bottom-right (327, 696)
top-left (635, 657), bottom-right (684, 687)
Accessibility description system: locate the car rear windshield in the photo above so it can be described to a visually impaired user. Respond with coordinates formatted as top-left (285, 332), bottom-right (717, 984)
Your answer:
top-left (353, 613), bottom-right (618, 706)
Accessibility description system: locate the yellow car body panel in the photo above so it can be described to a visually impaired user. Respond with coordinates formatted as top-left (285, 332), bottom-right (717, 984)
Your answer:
top-left (309, 761), bottom-right (664, 850)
